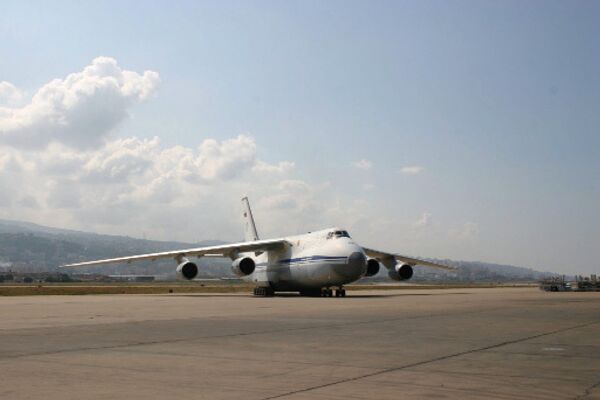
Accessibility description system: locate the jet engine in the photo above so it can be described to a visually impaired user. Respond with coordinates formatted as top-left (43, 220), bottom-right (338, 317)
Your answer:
top-left (176, 259), bottom-right (199, 280)
top-left (231, 257), bottom-right (256, 277)
top-left (388, 263), bottom-right (413, 281)
top-left (365, 258), bottom-right (380, 277)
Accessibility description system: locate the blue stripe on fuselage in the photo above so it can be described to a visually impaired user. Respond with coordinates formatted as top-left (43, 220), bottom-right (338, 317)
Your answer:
top-left (278, 255), bottom-right (347, 264)
top-left (254, 255), bottom-right (348, 268)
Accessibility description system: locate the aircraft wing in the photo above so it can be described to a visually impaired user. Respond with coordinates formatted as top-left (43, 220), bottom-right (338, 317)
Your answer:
top-left (362, 247), bottom-right (455, 271)
top-left (61, 238), bottom-right (289, 268)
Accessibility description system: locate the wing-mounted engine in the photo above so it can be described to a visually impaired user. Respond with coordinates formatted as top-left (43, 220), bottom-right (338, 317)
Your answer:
top-left (176, 257), bottom-right (199, 280)
top-left (388, 263), bottom-right (413, 281)
top-left (231, 257), bottom-right (256, 277)
top-left (364, 258), bottom-right (381, 277)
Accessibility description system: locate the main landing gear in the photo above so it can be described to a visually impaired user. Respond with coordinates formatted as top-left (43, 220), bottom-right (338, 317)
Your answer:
top-left (256, 287), bottom-right (347, 297)
top-left (253, 287), bottom-right (275, 297)
top-left (299, 287), bottom-right (346, 297)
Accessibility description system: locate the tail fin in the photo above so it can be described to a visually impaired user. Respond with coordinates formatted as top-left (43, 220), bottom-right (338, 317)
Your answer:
top-left (241, 197), bottom-right (259, 241)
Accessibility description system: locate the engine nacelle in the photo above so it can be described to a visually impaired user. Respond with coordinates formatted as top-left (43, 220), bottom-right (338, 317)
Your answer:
top-left (365, 258), bottom-right (380, 277)
top-left (176, 259), bottom-right (199, 280)
top-left (231, 257), bottom-right (256, 277)
top-left (388, 264), bottom-right (413, 281)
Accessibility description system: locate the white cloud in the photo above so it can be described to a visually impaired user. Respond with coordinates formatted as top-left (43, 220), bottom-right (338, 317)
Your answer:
top-left (0, 57), bottom-right (160, 149)
top-left (353, 159), bottom-right (372, 170)
top-left (0, 131), bottom-right (296, 231)
top-left (81, 137), bottom-right (158, 183)
top-left (252, 160), bottom-right (295, 174)
top-left (278, 179), bottom-right (310, 192)
top-left (261, 194), bottom-right (299, 210)
top-left (414, 212), bottom-right (432, 228)
top-left (400, 165), bottom-right (424, 175)
top-left (32, 133), bottom-right (266, 185)
top-left (260, 180), bottom-right (312, 212)
top-left (185, 134), bottom-right (257, 181)
top-left (0, 81), bottom-right (24, 106)
top-left (0, 57), bottom-right (375, 244)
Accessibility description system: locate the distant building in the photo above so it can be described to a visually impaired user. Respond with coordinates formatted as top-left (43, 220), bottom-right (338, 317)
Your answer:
top-left (540, 275), bottom-right (599, 292)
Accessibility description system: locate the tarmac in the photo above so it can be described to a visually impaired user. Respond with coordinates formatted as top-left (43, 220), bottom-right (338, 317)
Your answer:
top-left (1, 287), bottom-right (599, 399)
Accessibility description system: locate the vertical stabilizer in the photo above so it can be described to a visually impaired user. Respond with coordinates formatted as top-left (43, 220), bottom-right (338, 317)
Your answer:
top-left (241, 197), bottom-right (259, 241)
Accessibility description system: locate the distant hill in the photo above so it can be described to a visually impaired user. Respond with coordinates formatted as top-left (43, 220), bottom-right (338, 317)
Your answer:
top-left (368, 258), bottom-right (555, 282)
top-left (0, 219), bottom-right (229, 278)
top-left (0, 219), bottom-right (555, 282)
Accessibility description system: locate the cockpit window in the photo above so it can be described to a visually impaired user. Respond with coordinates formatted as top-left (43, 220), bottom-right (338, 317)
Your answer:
top-left (327, 230), bottom-right (351, 239)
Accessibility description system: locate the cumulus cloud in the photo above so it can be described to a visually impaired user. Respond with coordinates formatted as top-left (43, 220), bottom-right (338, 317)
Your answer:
top-left (259, 180), bottom-right (312, 212)
top-left (76, 137), bottom-right (157, 184)
top-left (252, 160), bottom-right (295, 174)
top-left (261, 194), bottom-right (299, 210)
top-left (0, 81), bottom-right (24, 106)
top-left (0, 132), bottom-right (295, 221)
top-left (353, 159), bottom-right (372, 170)
top-left (0, 57), bottom-right (368, 244)
top-left (0, 57), bottom-right (160, 149)
top-left (278, 179), bottom-right (310, 193)
top-left (0, 133), bottom-right (380, 245)
top-left (400, 165), bottom-right (424, 175)
top-left (22, 131), bottom-right (267, 185)
top-left (191, 135), bottom-right (256, 181)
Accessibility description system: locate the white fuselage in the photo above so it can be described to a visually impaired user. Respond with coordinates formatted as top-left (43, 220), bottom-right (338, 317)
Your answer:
top-left (243, 228), bottom-right (367, 290)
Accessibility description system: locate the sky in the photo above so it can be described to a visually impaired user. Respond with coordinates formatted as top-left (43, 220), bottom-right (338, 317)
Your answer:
top-left (0, 0), bottom-right (598, 274)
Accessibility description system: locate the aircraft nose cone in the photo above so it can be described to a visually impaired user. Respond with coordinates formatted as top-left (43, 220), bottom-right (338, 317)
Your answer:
top-left (334, 251), bottom-right (367, 279)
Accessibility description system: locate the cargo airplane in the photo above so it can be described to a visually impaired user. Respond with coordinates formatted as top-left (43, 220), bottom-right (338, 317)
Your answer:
top-left (63, 197), bottom-right (454, 296)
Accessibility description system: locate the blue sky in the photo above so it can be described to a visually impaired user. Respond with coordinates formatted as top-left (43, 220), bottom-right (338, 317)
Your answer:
top-left (0, 1), bottom-right (598, 274)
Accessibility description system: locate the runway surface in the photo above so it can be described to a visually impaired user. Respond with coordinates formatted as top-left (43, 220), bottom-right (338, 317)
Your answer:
top-left (1, 288), bottom-right (599, 399)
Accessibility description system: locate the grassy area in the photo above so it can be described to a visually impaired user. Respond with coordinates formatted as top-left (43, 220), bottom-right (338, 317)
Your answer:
top-left (0, 281), bottom-right (536, 296)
